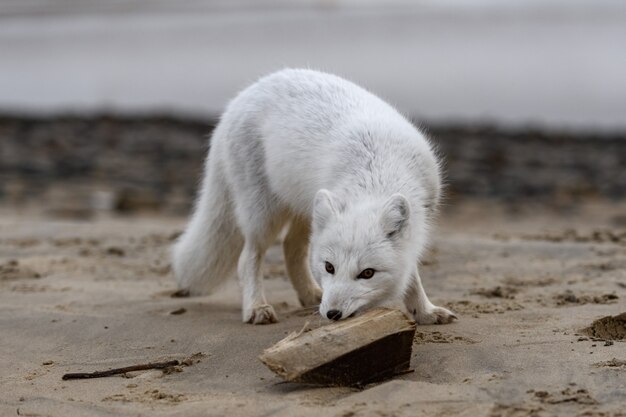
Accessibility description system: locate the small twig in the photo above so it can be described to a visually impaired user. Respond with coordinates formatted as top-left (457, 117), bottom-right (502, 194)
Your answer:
top-left (293, 320), bottom-right (311, 338)
top-left (62, 360), bottom-right (180, 380)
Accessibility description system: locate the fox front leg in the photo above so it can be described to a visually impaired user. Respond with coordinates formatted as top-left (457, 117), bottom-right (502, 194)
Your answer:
top-left (404, 269), bottom-right (457, 324)
top-left (238, 241), bottom-right (278, 325)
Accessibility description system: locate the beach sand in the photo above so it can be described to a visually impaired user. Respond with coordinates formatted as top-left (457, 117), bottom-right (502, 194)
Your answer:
top-left (0, 200), bottom-right (624, 417)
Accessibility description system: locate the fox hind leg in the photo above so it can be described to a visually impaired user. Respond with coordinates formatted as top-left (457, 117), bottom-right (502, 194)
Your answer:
top-left (283, 216), bottom-right (323, 307)
top-left (404, 268), bottom-right (457, 324)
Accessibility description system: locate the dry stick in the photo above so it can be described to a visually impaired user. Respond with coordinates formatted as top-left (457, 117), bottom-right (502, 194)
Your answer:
top-left (62, 360), bottom-right (180, 380)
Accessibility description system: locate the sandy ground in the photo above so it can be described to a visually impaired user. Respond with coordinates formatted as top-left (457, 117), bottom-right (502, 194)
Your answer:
top-left (0, 200), bottom-right (625, 417)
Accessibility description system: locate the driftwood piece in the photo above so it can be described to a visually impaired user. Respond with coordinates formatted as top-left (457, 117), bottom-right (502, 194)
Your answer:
top-left (259, 308), bottom-right (416, 386)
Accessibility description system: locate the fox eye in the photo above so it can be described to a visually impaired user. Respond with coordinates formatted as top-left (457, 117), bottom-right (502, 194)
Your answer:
top-left (325, 262), bottom-right (335, 274)
top-left (357, 268), bottom-right (375, 279)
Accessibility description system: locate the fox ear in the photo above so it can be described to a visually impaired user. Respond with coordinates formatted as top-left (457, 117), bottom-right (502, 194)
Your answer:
top-left (381, 194), bottom-right (410, 239)
top-left (313, 189), bottom-right (341, 231)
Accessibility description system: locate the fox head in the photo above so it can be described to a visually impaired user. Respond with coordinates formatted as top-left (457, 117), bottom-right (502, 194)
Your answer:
top-left (309, 189), bottom-right (418, 321)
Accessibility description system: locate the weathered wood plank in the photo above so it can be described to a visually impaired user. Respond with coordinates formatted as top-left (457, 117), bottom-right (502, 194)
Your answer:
top-left (259, 308), bottom-right (416, 386)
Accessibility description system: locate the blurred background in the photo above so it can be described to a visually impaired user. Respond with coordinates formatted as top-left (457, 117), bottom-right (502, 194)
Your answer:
top-left (1, 0), bottom-right (625, 218)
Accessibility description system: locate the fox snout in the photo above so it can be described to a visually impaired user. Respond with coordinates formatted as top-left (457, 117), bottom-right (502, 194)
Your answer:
top-left (321, 306), bottom-right (360, 321)
top-left (320, 285), bottom-right (367, 321)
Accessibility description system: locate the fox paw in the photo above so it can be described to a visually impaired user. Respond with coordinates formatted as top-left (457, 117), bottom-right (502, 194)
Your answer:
top-left (411, 305), bottom-right (457, 325)
top-left (244, 304), bottom-right (278, 325)
top-left (298, 286), bottom-right (323, 307)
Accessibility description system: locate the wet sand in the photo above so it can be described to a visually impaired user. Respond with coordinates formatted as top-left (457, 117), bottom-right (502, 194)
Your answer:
top-left (0, 200), bottom-right (624, 417)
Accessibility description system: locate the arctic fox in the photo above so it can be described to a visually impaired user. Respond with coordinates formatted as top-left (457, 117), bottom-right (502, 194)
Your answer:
top-left (172, 69), bottom-right (456, 325)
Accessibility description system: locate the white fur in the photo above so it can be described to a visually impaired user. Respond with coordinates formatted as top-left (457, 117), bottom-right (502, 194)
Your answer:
top-left (172, 68), bottom-right (456, 325)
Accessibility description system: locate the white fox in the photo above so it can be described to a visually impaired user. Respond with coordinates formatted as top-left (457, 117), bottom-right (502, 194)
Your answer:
top-left (172, 69), bottom-right (456, 325)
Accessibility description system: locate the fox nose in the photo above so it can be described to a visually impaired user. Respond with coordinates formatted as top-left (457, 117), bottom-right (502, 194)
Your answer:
top-left (326, 309), bottom-right (342, 321)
